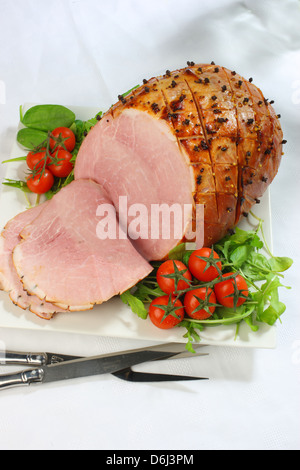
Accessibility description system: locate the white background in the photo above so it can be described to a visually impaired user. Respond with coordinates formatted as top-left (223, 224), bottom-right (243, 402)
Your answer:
top-left (0, 0), bottom-right (299, 451)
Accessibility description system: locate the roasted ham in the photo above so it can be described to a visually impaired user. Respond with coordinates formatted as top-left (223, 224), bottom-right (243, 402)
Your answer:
top-left (75, 63), bottom-right (283, 250)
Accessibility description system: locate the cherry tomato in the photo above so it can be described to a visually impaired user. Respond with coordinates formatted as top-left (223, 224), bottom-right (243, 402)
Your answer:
top-left (188, 247), bottom-right (222, 282)
top-left (156, 260), bottom-right (192, 295)
top-left (214, 272), bottom-right (249, 308)
top-left (26, 149), bottom-right (50, 171)
top-left (149, 295), bottom-right (185, 329)
top-left (50, 127), bottom-right (76, 152)
top-left (184, 287), bottom-right (217, 320)
top-left (48, 149), bottom-right (73, 178)
top-left (26, 169), bottom-right (54, 194)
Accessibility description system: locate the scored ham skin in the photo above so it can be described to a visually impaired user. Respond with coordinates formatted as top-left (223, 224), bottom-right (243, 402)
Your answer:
top-left (75, 63), bottom-right (283, 250)
top-left (12, 179), bottom-right (153, 311)
top-left (0, 204), bottom-right (66, 320)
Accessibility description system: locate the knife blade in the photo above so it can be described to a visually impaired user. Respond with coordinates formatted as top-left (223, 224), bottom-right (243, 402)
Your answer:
top-left (0, 344), bottom-right (189, 390)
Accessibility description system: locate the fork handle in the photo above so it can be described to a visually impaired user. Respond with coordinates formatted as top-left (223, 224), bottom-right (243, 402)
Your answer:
top-left (0, 368), bottom-right (43, 391)
top-left (0, 351), bottom-right (46, 366)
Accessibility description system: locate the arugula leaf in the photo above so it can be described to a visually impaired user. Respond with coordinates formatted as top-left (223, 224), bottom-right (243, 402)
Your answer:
top-left (216, 227), bottom-right (263, 261)
top-left (268, 256), bottom-right (293, 273)
top-left (241, 252), bottom-right (274, 280)
top-left (178, 320), bottom-right (203, 353)
top-left (2, 179), bottom-right (31, 193)
top-left (120, 290), bottom-right (149, 320)
top-left (134, 283), bottom-right (165, 303)
top-left (252, 274), bottom-right (290, 325)
top-left (229, 244), bottom-right (254, 268)
top-left (120, 270), bottom-right (165, 320)
top-left (243, 314), bottom-right (259, 332)
top-left (2, 156), bottom-right (27, 164)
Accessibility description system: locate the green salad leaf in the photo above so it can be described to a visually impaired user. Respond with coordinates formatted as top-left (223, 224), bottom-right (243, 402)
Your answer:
top-left (120, 290), bottom-right (149, 320)
top-left (2, 178), bottom-right (31, 192)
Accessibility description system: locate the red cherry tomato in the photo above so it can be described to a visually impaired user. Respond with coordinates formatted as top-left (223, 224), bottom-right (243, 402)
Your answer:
top-left (26, 169), bottom-right (54, 194)
top-left (149, 295), bottom-right (185, 329)
top-left (214, 272), bottom-right (249, 308)
top-left (184, 287), bottom-right (217, 320)
top-left (48, 149), bottom-right (73, 178)
top-left (50, 127), bottom-right (76, 152)
top-left (188, 247), bottom-right (222, 282)
top-left (156, 260), bottom-right (192, 295)
top-left (26, 149), bottom-right (50, 171)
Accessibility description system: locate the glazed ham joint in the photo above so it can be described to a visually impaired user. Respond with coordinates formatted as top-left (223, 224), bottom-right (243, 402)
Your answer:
top-left (0, 63), bottom-right (283, 319)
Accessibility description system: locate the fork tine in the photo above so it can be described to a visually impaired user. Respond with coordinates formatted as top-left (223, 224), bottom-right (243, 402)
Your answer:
top-left (112, 367), bottom-right (208, 382)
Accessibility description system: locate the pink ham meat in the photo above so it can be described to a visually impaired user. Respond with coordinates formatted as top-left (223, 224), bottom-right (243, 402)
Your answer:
top-left (0, 204), bottom-right (66, 320)
top-left (12, 179), bottom-right (152, 311)
top-left (75, 108), bottom-right (194, 260)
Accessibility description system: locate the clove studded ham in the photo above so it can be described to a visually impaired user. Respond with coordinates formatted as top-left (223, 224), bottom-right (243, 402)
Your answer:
top-left (76, 63), bottom-right (283, 252)
top-left (0, 62), bottom-right (284, 319)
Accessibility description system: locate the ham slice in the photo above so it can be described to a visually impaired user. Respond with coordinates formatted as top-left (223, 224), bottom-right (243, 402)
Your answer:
top-left (0, 204), bottom-right (66, 320)
top-left (74, 108), bottom-right (194, 260)
top-left (12, 179), bottom-right (152, 311)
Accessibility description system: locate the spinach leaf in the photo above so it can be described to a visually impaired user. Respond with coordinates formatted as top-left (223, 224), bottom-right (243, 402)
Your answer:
top-left (17, 128), bottom-right (48, 150)
top-left (21, 104), bottom-right (75, 132)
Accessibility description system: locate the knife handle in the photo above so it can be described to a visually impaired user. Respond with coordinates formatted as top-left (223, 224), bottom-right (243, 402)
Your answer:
top-left (0, 351), bottom-right (46, 366)
top-left (0, 368), bottom-right (43, 391)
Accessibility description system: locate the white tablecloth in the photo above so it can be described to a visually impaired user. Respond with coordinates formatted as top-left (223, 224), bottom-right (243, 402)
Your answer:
top-left (0, 0), bottom-right (299, 451)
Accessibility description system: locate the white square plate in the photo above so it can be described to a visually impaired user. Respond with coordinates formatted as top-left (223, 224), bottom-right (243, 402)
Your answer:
top-left (0, 105), bottom-right (277, 348)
